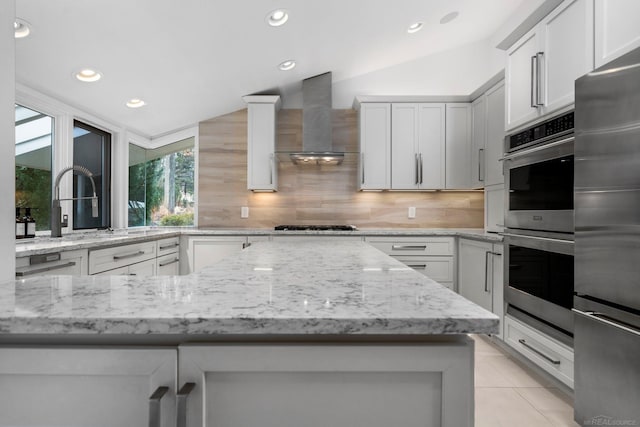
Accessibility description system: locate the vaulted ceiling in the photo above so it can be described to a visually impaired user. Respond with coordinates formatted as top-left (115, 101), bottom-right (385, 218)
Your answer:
top-left (15, 0), bottom-right (529, 138)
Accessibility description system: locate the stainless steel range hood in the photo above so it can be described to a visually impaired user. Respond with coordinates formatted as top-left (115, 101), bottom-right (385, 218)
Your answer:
top-left (290, 72), bottom-right (344, 165)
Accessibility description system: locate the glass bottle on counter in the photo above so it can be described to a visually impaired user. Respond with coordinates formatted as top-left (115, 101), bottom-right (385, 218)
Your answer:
top-left (23, 207), bottom-right (36, 238)
top-left (15, 207), bottom-right (25, 239)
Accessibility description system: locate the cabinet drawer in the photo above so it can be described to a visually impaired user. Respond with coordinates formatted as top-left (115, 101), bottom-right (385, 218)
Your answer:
top-left (16, 249), bottom-right (88, 277)
top-left (157, 253), bottom-right (180, 276)
top-left (367, 237), bottom-right (454, 256)
top-left (394, 256), bottom-right (454, 282)
top-left (89, 241), bottom-right (156, 275)
top-left (157, 236), bottom-right (180, 256)
top-left (504, 316), bottom-right (574, 388)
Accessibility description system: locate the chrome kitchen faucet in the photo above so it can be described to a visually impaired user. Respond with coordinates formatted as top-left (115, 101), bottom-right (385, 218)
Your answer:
top-left (51, 165), bottom-right (99, 237)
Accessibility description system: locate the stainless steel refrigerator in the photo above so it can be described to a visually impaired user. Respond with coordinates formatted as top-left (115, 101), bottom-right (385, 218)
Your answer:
top-left (574, 46), bottom-right (640, 426)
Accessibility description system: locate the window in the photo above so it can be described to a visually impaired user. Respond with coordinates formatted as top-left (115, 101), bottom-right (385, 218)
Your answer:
top-left (15, 105), bottom-right (53, 231)
top-left (128, 138), bottom-right (195, 227)
top-left (73, 120), bottom-right (111, 229)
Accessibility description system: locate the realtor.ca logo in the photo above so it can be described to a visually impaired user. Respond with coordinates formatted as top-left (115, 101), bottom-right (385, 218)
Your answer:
top-left (584, 415), bottom-right (638, 426)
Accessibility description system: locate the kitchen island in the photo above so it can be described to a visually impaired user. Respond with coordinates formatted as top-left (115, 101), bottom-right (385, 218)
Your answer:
top-left (1, 241), bottom-right (498, 427)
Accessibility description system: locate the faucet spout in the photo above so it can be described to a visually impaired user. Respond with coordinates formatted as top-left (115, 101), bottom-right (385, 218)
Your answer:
top-left (51, 165), bottom-right (99, 238)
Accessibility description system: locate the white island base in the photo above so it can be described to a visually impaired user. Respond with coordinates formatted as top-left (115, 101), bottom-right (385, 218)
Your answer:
top-left (0, 336), bottom-right (474, 427)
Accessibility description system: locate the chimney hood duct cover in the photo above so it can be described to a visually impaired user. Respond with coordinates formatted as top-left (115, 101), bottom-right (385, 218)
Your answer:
top-left (290, 72), bottom-right (344, 165)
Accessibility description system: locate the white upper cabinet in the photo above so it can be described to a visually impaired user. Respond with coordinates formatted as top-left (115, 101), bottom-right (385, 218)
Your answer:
top-left (471, 96), bottom-right (487, 189)
top-left (506, 29), bottom-right (541, 130)
top-left (594, 0), bottom-right (640, 67)
top-left (359, 103), bottom-right (391, 190)
top-left (484, 82), bottom-right (506, 186)
top-left (391, 103), bottom-right (445, 190)
top-left (244, 95), bottom-right (281, 191)
top-left (540, 0), bottom-right (594, 114)
top-left (445, 103), bottom-right (472, 189)
top-left (506, 0), bottom-right (594, 131)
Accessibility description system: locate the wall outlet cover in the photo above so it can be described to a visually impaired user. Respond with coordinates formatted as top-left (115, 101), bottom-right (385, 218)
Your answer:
top-left (241, 206), bottom-right (249, 218)
top-left (408, 207), bottom-right (416, 219)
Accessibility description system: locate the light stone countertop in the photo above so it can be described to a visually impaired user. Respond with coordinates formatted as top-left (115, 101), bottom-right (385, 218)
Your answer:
top-left (1, 241), bottom-right (499, 340)
top-left (16, 227), bottom-right (502, 257)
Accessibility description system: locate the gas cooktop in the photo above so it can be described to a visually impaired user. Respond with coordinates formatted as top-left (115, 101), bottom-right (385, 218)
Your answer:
top-left (274, 225), bottom-right (357, 231)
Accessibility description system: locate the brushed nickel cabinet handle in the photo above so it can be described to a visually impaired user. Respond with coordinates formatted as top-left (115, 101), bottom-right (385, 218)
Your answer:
top-left (176, 382), bottom-right (196, 427)
top-left (406, 264), bottom-right (427, 269)
top-left (159, 242), bottom-right (179, 250)
top-left (392, 245), bottom-right (427, 250)
top-left (113, 250), bottom-right (145, 260)
top-left (536, 52), bottom-right (545, 106)
top-left (415, 153), bottom-right (419, 185)
top-left (518, 339), bottom-right (560, 365)
top-left (158, 258), bottom-right (179, 267)
top-left (148, 386), bottom-right (169, 427)
top-left (478, 148), bottom-right (485, 181)
top-left (484, 251), bottom-right (491, 293)
top-left (419, 153), bottom-right (424, 184)
top-left (269, 153), bottom-right (274, 185)
top-left (361, 152), bottom-right (365, 184)
top-left (530, 55), bottom-right (538, 108)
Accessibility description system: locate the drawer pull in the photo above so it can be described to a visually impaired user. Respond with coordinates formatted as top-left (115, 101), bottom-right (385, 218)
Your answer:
top-left (15, 261), bottom-right (77, 277)
top-left (113, 250), bottom-right (146, 260)
top-left (392, 245), bottom-right (427, 250)
top-left (159, 242), bottom-right (179, 250)
top-left (148, 386), bottom-right (169, 427)
top-left (518, 339), bottom-right (561, 365)
top-left (406, 264), bottom-right (427, 269)
top-left (159, 258), bottom-right (179, 267)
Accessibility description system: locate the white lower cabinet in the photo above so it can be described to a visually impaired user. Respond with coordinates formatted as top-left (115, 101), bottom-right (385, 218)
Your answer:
top-left (15, 249), bottom-right (88, 277)
top-left (0, 347), bottom-right (177, 427)
top-left (184, 236), bottom-right (249, 274)
top-left (366, 236), bottom-right (455, 290)
top-left (457, 239), bottom-right (503, 338)
top-left (504, 315), bottom-right (574, 388)
top-left (178, 341), bottom-right (474, 427)
top-left (89, 241), bottom-right (156, 275)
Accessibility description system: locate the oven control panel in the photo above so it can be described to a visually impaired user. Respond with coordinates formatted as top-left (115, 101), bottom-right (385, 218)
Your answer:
top-left (508, 111), bottom-right (574, 152)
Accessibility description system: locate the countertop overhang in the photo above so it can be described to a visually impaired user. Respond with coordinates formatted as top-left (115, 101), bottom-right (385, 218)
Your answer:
top-left (2, 241), bottom-right (499, 341)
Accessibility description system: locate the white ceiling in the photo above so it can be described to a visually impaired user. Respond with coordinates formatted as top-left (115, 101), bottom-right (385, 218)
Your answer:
top-left (15, 0), bottom-right (528, 138)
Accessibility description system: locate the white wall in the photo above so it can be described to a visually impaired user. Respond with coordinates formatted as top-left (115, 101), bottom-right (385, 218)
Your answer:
top-left (1, 0), bottom-right (16, 281)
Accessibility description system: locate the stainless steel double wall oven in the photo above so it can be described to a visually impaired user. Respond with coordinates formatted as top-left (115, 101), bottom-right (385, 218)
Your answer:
top-left (503, 111), bottom-right (575, 345)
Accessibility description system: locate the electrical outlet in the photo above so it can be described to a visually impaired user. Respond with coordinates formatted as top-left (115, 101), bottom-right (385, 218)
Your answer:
top-left (241, 206), bottom-right (249, 218)
top-left (408, 207), bottom-right (416, 219)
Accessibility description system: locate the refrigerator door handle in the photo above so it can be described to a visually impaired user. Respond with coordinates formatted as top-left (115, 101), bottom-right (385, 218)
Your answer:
top-left (573, 309), bottom-right (640, 337)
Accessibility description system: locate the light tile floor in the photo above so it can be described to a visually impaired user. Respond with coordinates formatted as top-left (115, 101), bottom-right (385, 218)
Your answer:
top-left (472, 334), bottom-right (580, 427)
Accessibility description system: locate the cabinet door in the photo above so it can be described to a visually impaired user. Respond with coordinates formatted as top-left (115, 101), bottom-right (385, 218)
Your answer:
top-left (188, 236), bottom-right (247, 273)
top-left (471, 96), bottom-right (487, 189)
top-left (484, 184), bottom-right (505, 233)
top-left (247, 102), bottom-right (277, 191)
top-left (540, 0), bottom-right (594, 115)
top-left (417, 103), bottom-right (446, 189)
top-left (359, 103), bottom-right (391, 190)
top-left (595, 0), bottom-right (640, 67)
top-left (457, 239), bottom-right (493, 312)
top-left (484, 82), bottom-right (506, 186)
top-left (491, 243), bottom-right (504, 340)
top-left (445, 103), bottom-right (472, 189)
top-left (0, 348), bottom-right (176, 427)
top-left (506, 28), bottom-right (541, 130)
top-left (391, 103), bottom-right (419, 189)
top-left (178, 343), bottom-right (473, 427)
top-left (129, 258), bottom-right (157, 276)
top-left (15, 249), bottom-right (88, 277)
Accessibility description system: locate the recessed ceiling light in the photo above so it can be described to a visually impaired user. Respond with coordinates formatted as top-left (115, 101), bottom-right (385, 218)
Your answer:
top-left (14, 18), bottom-right (31, 38)
top-left (440, 11), bottom-right (459, 25)
top-left (266, 9), bottom-right (289, 27)
top-left (126, 99), bottom-right (146, 108)
top-left (278, 60), bottom-right (296, 71)
top-left (75, 69), bottom-right (102, 82)
top-left (407, 22), bottom-right (423, 34)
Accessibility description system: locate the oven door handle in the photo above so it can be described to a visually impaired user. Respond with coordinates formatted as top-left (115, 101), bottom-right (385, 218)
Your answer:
top-left (501, 232), bottom-right (574, 245)
top-left (500, 135), bottom-right (574, 162)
